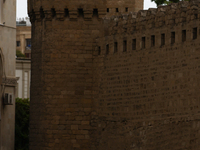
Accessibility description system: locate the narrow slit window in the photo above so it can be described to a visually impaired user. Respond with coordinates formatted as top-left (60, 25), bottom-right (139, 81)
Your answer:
top-left (123, 40), bottom-right (127, 52)
top-left (171, 32), bottom-right (175, 44)
top-left (64, 9), bottom-right (69, 18)
top-left (40, 8), bottom-right (45, 19)
top-left (51, 8), bottom-right (56, 18)
top-left (193, 27), bottom-right (197, 40)
top-left (125, 7), bottom-right (128, 12)
top-left (93, 9), bottom-right (98, 17)
top-left (107, 8), bottom-right (109, 12)
top-left (78, 8), bottom-right (84, 18)
top-left (142, 37), bottom-right (145, 49)
top-left (182, 30), bottom-right (186, 42)
top-left (132, 39), bottom-right (136, 50)
top-left (161, 33), bottom-right (165, 46)
top-left (151, 35), bottom-right (155, 47)
top-left (98, 46), bottom-right (101, 55)
top-left (195, 14), bottom-right (198, 19)
top-left (116, 8), bottom-right (119, 12)
top-left (114, 42), bottom-right (118, 53)
top-left (106, 44), bottom-right (109, 54)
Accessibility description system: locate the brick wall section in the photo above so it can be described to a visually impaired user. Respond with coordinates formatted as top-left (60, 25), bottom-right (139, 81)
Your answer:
top-left (93, 1), bottom-right (200, 149)
top-left (29, 0), bottom-right (200, 150)
top-left (29, 20), bottom-right (46, 149)
top-left (94, 46), bottom-right (200, 149)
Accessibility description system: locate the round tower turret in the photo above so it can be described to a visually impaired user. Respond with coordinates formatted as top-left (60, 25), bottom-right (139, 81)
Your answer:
top-left (28, 0), bottom-right (144, 149)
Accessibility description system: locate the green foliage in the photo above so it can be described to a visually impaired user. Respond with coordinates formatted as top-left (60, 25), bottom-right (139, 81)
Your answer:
top-left (151, 0), bottom-right (188, 6)
top-left (151, 0), bottom-right (166, 6)
top-left (15, 98), bottom-right (30, 150)
top-left (16, 50), bottom-right (25, 58)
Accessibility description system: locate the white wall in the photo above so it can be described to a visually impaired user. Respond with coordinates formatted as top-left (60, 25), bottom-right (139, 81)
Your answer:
top-left (16, 59), bottom-right (31, 99)
top-left (0, 0), bottom-right (16, 149)
top-left (16, 69), bottom-right (22, 98)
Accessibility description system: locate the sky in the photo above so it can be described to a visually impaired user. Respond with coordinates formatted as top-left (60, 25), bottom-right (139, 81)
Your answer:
top-left (17, 0), bottom-right (157, 18)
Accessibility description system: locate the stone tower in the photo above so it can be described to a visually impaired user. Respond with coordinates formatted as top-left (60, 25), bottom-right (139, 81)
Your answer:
top-left (28, 0), bottom-right (143, 149)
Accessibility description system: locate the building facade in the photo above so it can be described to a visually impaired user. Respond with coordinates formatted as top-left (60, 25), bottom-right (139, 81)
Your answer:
top-left (16, 24), bottom-right (31, 58)
top-left (0, 0), bottom-right (16, 149)
top-left (16, 58), bottom-right (31, 99)
top-left (29, 0), bottom-right (200, 150)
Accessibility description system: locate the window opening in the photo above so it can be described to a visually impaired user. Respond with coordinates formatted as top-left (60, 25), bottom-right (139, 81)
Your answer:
top-left (106, 44), bottom-right (109, 54)
top-left (151, 35), bottom-right (155, 47)
top-left (182, 30), bottom-right (186, 42)
top-left (116, 8), bottom-right (119, 12)
top-left (125, 7), bottom-right (128, 12)
top-left (171, 32), bottom-right (175, 44)
top-left (193, 27), bottom-right (197, 40)
top-left (107, 8), bottom-right (109, 12)
top-left (123, 40), bottom-right (127, 52)
top-left (51, 8), bottom-right (56, 18)
top-left (93, 9), bottom-right (98, 17)
top-left (64, 9), bottom-right (69, 18)
top-left (114, 42), bottom-right (118, 53)
top-left (17, 41), bottom-right (20, 47)
top-left (132, 39), bottom-right (136, 50)
top-left (25, 53), bottom-right (31, 58)
top-left (40, 7), bottom-right (45, 19)
top-left (26, 39), bottom-right (31, 48)
top-left (78, 8), bottom-right (84, 18)
top-left (142, 37), bottom-right (145, 49)
top-left (195, 14), bottom-right (198, 19)
top-left (98, 46), bottom-right (101, 55)
top-left (161, 33), bottom-right (165, 46)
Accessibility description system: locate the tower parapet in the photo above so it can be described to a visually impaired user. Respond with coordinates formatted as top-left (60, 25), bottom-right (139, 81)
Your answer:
top-left (28, 0), bottom-right (144, 22)
top-left (94, 0), bottom-right (200, 56)
top-left (102, 0), bottom-right (200, 35)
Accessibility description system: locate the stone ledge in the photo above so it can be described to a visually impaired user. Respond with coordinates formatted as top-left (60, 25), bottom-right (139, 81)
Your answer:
top-left (2, 77), bottom-right (18, 86)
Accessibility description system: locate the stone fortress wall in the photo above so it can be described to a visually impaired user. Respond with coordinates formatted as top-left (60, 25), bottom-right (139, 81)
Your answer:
top-left (29, 0), bottom-right (200, 149)
top-left (94, 0), bottom-right (200, 149)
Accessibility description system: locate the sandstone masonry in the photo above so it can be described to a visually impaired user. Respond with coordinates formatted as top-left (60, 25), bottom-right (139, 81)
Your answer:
top-left (29, 0), bottom-right (200, 149)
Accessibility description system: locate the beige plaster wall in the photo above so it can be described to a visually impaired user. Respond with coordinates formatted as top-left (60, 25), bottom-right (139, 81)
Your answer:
top-left (0, 0), bottom-right (16, 150)
top-left (16, 26), bottom-right (31, 54)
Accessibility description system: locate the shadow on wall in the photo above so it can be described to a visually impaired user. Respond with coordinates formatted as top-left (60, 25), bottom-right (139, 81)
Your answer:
top-left (0, 48), bottom-right (3, 149)
top-left (0, 47), bottom-right (5, 99)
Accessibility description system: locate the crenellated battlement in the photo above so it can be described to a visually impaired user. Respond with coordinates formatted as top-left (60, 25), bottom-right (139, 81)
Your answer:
top-left (28, 0), bottom-right (143, 22)
top-left (92, 0), bottom-right (200, 56)
top-left (28, 8), bottom-right (107, 22)
top-left (28, 0), bottom-right (200, 31)
top-left (102, 0), bottom-right (200, 35)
